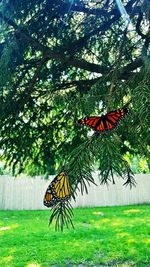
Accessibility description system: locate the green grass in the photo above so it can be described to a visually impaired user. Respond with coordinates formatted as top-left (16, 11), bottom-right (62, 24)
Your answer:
top-left (0, 205), bottom-right (150, 267)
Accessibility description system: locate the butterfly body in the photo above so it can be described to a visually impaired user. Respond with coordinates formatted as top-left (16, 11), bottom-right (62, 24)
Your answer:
top-left (78, 107), bottom-right (129, 132)
top-left (43, 170), bottom-right (71, 207)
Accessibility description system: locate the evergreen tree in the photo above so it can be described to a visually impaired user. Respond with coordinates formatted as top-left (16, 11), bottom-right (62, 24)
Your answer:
top-left (0, 0), bottom-right (150, 228)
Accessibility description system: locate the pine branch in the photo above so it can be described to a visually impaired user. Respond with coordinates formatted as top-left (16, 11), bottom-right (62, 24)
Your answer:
top-left (48, 130), bottom-right (136, 230)
top-left (48, 135), bottom-right (98, 230)
top-left (96, 136), bottom-right (136, 187)
top-left (66, 134), bottom-right (98, 193)
top-left (49, 200), bottom-right (74, 231)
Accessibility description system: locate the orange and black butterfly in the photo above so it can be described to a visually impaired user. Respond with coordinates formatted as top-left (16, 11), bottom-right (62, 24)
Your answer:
top-left (43, 170), bottom-right (71, 207)
top-left (78, 107), bottom-right (129, 132)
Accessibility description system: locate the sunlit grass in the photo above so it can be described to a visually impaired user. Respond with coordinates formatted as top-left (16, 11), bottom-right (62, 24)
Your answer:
top-left (0, 205), bottom-right (150, 266)
top-left (0, 224), bottom-right (19, 231)
top-left (123, 209), bottom-right (141, 213)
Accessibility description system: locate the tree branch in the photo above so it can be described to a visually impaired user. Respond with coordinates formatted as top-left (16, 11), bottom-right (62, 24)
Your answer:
top-left (66, 0), bottom-right (141, 55)
top-left (71, 3), bottom-right (108, 17)
top-left (0, 2), bottom-right (146, 86)
top-left (119, 57), bottom-right (143, 79)
top-left (0, 12), bottom-right (110, 74)
top-left (53, 77), bottom-right (101, 92)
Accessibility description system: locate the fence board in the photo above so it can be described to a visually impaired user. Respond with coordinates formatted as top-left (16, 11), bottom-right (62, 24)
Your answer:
top-left (0, 174), bottom-right (150, 210)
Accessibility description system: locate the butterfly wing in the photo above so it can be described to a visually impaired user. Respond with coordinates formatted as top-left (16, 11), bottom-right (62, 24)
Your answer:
top-left (52, 171), bottom-right (71, 200)
top-left (43, 185), bottom-right (57, 207)
top-left (78, 107), bottom-right (129, 132)
top-left (78, 116), bottom-right (102, 130)
top-left (104, 107), bottom-right (129, 130)
top-left (78, 116), bottom-right (110, 131)
top-left (43, 170), bottom-right (71, 207)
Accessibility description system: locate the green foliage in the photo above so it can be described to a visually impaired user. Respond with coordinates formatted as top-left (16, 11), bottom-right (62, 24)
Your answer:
top-left (124, 153), bottom-right (150, 174)
top-left (0, 0), bottom-right (150, 227)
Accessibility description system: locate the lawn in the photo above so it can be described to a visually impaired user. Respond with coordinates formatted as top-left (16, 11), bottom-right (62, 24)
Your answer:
top-left (0, 205), bottom-right (150, 267)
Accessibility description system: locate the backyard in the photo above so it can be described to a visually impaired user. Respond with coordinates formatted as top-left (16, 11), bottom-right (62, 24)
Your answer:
top-left (0, 205), bottom-right (150, 267)
top-left (1, 1), bottom-right (150, 266)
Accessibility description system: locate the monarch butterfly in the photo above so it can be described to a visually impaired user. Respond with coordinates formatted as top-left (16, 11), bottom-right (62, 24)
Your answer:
top-left (78, 107), bottom-right (129, 132)
top-left (43, 170), bottom-right (71, 207)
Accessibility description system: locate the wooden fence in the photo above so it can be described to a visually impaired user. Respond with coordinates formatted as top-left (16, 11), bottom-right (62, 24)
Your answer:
top-left (0, 174), bottom-right (150, 210)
